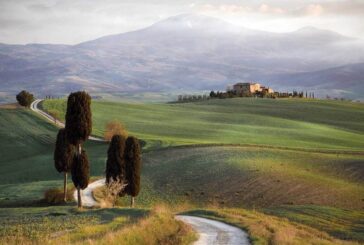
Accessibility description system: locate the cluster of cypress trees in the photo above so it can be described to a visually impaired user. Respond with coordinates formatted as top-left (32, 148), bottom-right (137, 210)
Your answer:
top-left (54, 91), bottom-right (141, 208)
top-left (54, 91), bottom-right (92, 208)
top-left (106, 135), bottom-right (141, 207)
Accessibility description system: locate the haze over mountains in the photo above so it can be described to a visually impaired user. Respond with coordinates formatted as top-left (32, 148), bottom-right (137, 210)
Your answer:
top-left (1, 14), bottom-right (364, 101)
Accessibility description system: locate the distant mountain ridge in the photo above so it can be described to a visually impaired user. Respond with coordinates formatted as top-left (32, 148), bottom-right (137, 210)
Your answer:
top-left (0, 13), bottom-right (363, 100)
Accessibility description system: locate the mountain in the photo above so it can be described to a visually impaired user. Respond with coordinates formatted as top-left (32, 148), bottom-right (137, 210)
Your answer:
top-left (0, 13), bottom-right (364, 100)
top-left (267, 63), bottom-right (364, 99)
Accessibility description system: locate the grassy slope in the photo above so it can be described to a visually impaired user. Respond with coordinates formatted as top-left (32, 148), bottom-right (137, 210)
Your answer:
top-left (0, 205), bottom-right (196, 245)
top-left (2, 100), bottom-right (364, 243)
top-left (0, 108), bottom-right (107, 205)
top-left (183, 209), bottom-right (361, 245)
top-left (264, 205), bottom-right (364, 242)
top-left (43, 98), bottom-right (364, 151)
top-left (138, 146), bottom-right (364, 209)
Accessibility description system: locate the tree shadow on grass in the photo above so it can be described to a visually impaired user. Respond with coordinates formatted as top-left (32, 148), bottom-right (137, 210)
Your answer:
top-left (83, 208), bottom-right (149, 222)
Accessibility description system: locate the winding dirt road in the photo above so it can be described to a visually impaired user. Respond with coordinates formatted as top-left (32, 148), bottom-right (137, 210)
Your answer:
top-left (30, 99), bottom-right (104, 141)
top-left (31, 98), bottom-right (251, 245)
top-left (76, 178), bottom-right (251, 244)
top-left (73, 178), bottom-right (106, 207)
top-left (176, 215), bottom-right (250, 245)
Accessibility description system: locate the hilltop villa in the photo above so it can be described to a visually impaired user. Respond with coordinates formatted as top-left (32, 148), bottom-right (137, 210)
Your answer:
top-left (232, 82), bottom-right (274, 95)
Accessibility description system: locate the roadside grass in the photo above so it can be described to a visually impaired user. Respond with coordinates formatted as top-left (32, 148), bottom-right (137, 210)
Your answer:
top-left (264, 205), bottom-right (364, 242)
top-left (138, 146), bottom-right (364, 209)
top-left (67, 206), bottom-right (197, 245)
top-left (183, 208), bottom-right (361, 244)
top-left (0, 108), bottom-right (109, 206)
top-left (42, 98), bottom-right (364, 151)
top-left (0, 205), bottom-right (196, 245)
top-left (44, 186), bottom-right (75, 204)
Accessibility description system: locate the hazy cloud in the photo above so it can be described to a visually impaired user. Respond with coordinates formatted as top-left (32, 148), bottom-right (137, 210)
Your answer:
top-left (0, 0), bottom-right (363, 44)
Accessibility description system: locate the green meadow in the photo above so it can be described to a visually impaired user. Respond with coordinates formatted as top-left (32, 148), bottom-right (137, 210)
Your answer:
top-left (43, 98), bottom-right (364, 151)
top-left (1, 97), bottom-right (364, 243)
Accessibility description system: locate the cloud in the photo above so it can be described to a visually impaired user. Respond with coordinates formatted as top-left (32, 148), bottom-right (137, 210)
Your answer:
top-left (303, 4), bottom-right (324, 16)
top-left (258, 4), bottom-right (285, 14)
top-left (198, 1), bottom-right (364, 18)
top-left (0, 0), bottom-right (363, 44)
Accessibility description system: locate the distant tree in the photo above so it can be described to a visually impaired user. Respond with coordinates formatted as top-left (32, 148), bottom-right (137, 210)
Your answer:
top-left (209, 91), bottom-right (216, 98)
top-left (16, 90), bottom-right (34, 107)
top-left (71, 150), bottom-right (90, 208)
top-left (124, 136), bottom-right (142, 207)
top-left (104, 121), bottom-right (128, 142)
top-left (54, 128), bottom-right (75, 202)
top-left (65, 91), bottom-right (92, 208)
top-left (106, 135), bottom-right (126, 184)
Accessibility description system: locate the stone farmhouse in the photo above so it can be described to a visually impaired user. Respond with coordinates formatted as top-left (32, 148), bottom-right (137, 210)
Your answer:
top-left (231, 82), bottom-right (274, 95)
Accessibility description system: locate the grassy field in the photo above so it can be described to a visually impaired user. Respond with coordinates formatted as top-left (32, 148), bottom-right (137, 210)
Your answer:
top-left (183, 208), bottom-right (362, 244)
top-left (138, 146), bottom-right (364, 209)
top-left (264, 205), bottom-right (364, 242)
top-left (0, 108), bottom-right (107, 206)
top-left (0, 205), bottom-right (196, 245)
top-left (43, 98), bottom-right (364, 151)
top-left (1, 98), bottom-right (364, 243)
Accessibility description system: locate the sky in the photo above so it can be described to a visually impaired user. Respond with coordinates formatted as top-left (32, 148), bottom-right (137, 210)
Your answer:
top-left (0, 0), bottom-right (363, 44)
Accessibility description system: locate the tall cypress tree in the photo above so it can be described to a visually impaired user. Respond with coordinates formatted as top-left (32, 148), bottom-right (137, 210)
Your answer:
top-left (106, 135), bottom-right (126, 184)
top-left (65, 91), bottom-right (92, 147)
top-left (125, 136), bottom-right (141, 207)
top-left (65, 91), bottom-right (92, 208)
top-left (71, 150), bottom-right (90, 208)
top-left (54, 128), bottom-right (75, 202)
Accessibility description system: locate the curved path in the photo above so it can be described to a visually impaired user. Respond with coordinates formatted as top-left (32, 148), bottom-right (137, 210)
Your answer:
top-left (176, 215), bottom-right (250, 245)
top-left (73, 178), bottom-right (106, 207)
top-left (76, 178), bottom-right (251, 244)
top-left (32, 99), bottom-right (250, 244)
top-left (30, 99), bottom-right (104, 142)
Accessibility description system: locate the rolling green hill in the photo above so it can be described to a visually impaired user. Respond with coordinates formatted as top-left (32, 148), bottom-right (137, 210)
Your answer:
top-left (0, 108), bottom-right (107, 206)
top-left (43, 98), bottom-right (364, 151)
top-left (1, 99), bottom-right (364, 243)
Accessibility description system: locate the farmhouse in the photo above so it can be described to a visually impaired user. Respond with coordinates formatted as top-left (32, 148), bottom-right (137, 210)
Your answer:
top-left (232, 82), bottom-right (274, 95)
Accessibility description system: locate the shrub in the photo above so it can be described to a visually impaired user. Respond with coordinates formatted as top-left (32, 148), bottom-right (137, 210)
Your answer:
top-left (104, 121), bottom-right (128, 142)
top-left (44, 187), bottom-right (74, 204)
top-left (16, 90), bottom-right (34, 107)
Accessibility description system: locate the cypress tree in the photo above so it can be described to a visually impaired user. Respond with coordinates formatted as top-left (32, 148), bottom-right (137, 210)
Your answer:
top-left (65, 91), bottom-right (92, 147)
top-left (65, 91), bottom-right (92, 208)
top-left (71, 150), bottom-right (90, 208)
top-left (106, 135), bottom-right (126, 184)
top-left (125, 136), bottom-right (141, 207)
top-left (54, 128), bottom-right (75, 202)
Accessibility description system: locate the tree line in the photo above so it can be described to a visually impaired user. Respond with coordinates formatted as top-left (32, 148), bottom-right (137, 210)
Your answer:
top-left (53, 91), bottom-right (141, 208)
top-left (176, 90), bottom-right (316, 102)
